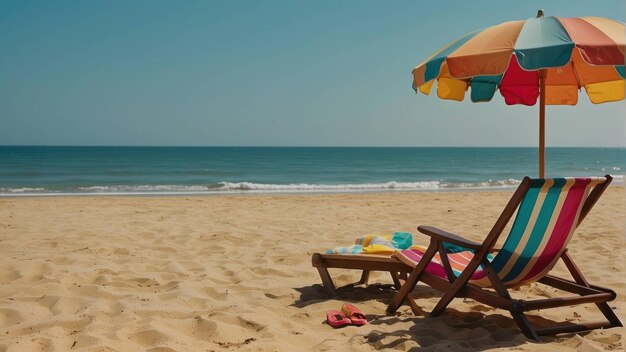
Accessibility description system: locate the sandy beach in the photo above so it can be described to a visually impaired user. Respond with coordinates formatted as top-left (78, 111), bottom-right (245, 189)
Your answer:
top-left (0, 188), bottom-right (624, 351)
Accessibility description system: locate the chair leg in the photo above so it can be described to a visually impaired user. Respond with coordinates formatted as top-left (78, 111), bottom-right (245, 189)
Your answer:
top-left (386, 268), bottom-right (421, 315)
top-left (479, 260), bottom-right (543, 339)
top-left (358, 270), bottom-right (371, 286)
top-left (561, 251), bottom-right (623, 328)
top-left (406, 292), bottom-right (423, 315)
top-left (390, 271), bottom-right (402, 289)
top-left (316, 267), bottom-right (337, 297)
top-left (596, 302), bottom-right (623, 327)
top-left (386, 243), bottom-right (438, 315)
top-left (390, 271), bottom-right (421, 314)
top-left (512, 312), bottom-right (540, 340)
top-left (430, 285), bottom-right (460, 317)
top-left (431, 259), bottom-right (488, 317)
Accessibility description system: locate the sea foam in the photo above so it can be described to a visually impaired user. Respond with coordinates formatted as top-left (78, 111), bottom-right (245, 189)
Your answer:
top-left (216, 180), bottom-right (442, 191)
top-left (0, 179), bottom-right (529, 196)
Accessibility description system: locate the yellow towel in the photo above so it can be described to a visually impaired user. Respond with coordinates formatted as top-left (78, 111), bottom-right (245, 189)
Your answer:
top-left (356, 234), bottom-right (396, 254)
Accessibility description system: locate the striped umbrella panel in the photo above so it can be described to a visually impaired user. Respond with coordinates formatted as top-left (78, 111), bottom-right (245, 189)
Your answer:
top-left (412, 16), bottom-right (625, 105)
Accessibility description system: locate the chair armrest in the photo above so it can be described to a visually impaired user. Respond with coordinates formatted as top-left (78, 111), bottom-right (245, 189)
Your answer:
top-left (417, 225), bottom-right (482, 251)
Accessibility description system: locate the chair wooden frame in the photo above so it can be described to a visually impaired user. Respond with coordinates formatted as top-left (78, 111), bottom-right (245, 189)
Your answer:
top-left (386, 175), bottom-right (623, 340)
top-left (311, 253), bottom-right (408, 295)
top-left (312, 253), bottom-right (426, 313)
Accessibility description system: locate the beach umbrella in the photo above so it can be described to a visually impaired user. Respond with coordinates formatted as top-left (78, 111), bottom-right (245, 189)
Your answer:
top-left (412, 10), bottom-right (625, 177)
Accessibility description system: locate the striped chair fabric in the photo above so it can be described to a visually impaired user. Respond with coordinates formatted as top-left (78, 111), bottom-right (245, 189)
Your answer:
top-left (396, 177), bottom-right (605, 287)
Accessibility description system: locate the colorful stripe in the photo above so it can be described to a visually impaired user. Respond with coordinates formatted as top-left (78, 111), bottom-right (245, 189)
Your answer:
top-left (557, 17), bottom-right (624, 65)
top-left (510, 179), bottom-right (575, 282)
top-left (423, 31), bottom-right (478, 83)
top-left (491, 179), bottom-right (550, 278)
top-left (501, 178), bottom-right (567, 282)
top-left (488, 178), bottom-right (544, 273)
top-left (470, 74), bottom-right (503, 102)
top-left (544, 62), bottom-right (579, 105)
top-left (436, 64), bottom-right (468, 101)
top-left (493, 177), bottom-right (599, 286)
top-left (514, 17), bottom-right (575, 70)
top-left (570, 49), bottom-right (625, 103)
top-left (585, 80), bottom-right (625, 104)
top-left (411, 15), bottom-right (625, 105)
top-left (518, 178), bottom-right (591, 283)
top-left (412, 29), bottom-right (484, 89)
top-left (446, 20), bottom-right (525, 78)
top-left (396, 248), bottom-right (490, 281)
top-left (499, 55), bottom-right (538, 106)
top-left (580, 17), bottom-right (626, 56)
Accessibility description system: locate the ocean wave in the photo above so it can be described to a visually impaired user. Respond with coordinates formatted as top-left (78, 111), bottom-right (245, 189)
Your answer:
top-left (216, 181), bottom-right (442, 191)
top-left (77, 185), bottom-right (212, 192)
top-left (441, 178), bottom-right (521, 189)
top-left (0, 179), bottom-right (534, 196)
top-left (2, 176), bottom-right (624, 196)
top-left (0, 187), bottom-right (47, 193)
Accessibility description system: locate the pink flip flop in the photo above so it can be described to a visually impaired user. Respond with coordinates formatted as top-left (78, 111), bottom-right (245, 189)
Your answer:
top-left (341, 303), bottom-right (367, 326)
top-left (326, 310), bottom-right (351, 328)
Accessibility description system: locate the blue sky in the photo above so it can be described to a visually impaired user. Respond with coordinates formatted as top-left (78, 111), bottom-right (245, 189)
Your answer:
top-left (1, 0), bottom-right (624, 147)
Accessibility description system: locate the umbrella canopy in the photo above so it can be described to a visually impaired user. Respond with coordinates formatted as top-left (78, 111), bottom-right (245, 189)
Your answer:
top-left (412, 11), bottom-right (625, 177)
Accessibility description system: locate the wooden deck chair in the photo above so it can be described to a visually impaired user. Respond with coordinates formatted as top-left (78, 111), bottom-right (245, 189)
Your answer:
top-left (386, 175), bottom-right (622, 339)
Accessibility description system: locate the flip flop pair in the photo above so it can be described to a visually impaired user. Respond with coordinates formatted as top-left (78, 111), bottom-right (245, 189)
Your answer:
top-left (326, 304), bottom-right (367, 328)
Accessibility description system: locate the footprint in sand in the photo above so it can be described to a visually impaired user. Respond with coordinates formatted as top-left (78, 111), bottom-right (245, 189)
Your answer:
top-left (113, 248), bottom-right (130, 256)
top-left (13, 262), bottom-right (53, 283)
top-left (139, 231), bottom-right (155, 240)
top-left (129, 277), bottom-right (161, 288)
top-left (49, 256), bottom-right (74, 266)
top-left (147, 347), bottom-right (177, 352)
top-left (0, 269), bottom-right (22, 284)
top-left (177, 316), bottom-right (219, 342)
top-left (250, 267), bottom-right (291, 278)
top-left (10, 318), bottom-right (91, 339)
top-left (0, 308), bottom-right (23, 326)
top-left (37, 295), bottom-right (89, 315)
top-left (591, 331), bottom-right (622, 345)
top-left (201, 287), bottom-right (229, 301)
top-left (129, 328), bottom-right (170, 346)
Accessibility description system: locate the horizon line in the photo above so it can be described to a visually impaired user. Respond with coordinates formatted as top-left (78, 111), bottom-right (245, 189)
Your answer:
top-left (1, 145), bottom-right (625, 149)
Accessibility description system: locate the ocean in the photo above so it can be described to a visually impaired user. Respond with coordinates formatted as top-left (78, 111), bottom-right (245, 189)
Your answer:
top-left (0, 146), bottom-right (624, 196)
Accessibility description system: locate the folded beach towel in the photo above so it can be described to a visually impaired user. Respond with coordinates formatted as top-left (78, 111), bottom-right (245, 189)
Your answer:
top-left (326, 232), bottom-right (413, 255)
top-left (356, 232), bottom-right (413, 250)
top-left (325, 244), bottom-right (363, 254)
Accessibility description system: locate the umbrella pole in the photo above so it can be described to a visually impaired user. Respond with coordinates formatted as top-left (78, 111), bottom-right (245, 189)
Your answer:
top-left (539, 69), bottom-right (546, 178)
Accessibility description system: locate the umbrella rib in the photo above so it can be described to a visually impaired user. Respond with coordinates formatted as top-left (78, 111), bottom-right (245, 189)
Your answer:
top-left (569, 50), bottom-right (584, 90)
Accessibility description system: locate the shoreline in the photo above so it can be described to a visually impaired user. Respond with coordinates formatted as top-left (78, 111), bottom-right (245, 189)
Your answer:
top-left (0, 186), bottom-right (519, 198)
top-left (1, 179), bottom-right (624, 198)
